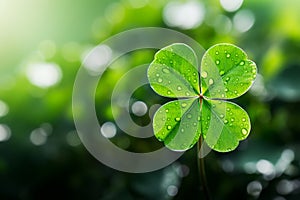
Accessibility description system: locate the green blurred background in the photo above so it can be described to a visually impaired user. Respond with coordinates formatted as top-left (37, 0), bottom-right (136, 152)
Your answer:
top-left (1, 0), bottom-right (300, 199)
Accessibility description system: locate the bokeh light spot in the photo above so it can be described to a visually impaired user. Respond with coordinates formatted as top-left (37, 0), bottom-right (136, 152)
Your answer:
top-left (220, 0), bottom-right (243, 12)
top-left (0, 100), bottom-right (9, 117)
top-left (131, 101), bottom-right (148, 116)
top-left (101, 122), bottom-right (117, 138)
top-left (0, 124), bottom-right (11, 142)
top-left (247, 181), bottom-right (262, 197)
top-left (26, 62), bottom-right (62, 88)
top-left (163, 1), bottom-right (205, 30)
top-left (233, 9), bottom-right (255, 32)
top-left (30, 128), bottom-right (48, 146)
top-left (82, 45), bottom-right (112, 76)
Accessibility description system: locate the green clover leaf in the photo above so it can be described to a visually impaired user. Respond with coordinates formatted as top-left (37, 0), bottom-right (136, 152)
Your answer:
top-left (147, 43), bottom-right (257, 152)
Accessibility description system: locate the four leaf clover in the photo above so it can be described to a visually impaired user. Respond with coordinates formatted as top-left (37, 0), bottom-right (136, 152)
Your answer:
top-left (147, 43), bottom-right (257, 152)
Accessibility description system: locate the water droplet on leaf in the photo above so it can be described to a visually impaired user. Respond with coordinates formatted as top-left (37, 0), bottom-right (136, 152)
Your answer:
top-left (162, 68), bottom-right (170, 73)
top-left (209, 79), bottom-right (214, 85)
top-left (158, 78), bottom-right (163, 83)
top-left (201, 71), bottom-right (208, 78)
top-left (242, 128), bottom-right (248, 135)
top-left (181, 103), bottom-right (187, 108)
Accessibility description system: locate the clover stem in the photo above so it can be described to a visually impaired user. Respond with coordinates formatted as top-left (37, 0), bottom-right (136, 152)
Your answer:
top-left (197, 136), bottom-right (211, 200)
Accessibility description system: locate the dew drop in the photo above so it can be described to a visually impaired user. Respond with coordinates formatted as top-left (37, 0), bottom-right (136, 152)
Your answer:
top-left (187, 113), bottom-right (192, 119)
top-left (193, 79), bottom-right (197, 83)
top-left (224, 119), bottom-right (228, 124)
top-left (177, 86), bottom-right (182, 91)
top-left (167, 125), bottom-right (172, 130)
top-left (225, 88), bottom-right (229, 92)
top-left (170, 60), bottom-right (173, 64)
top-left (162, 68), bottom-right (170, 73)
top-left (226, 108), bottom-right (230, 111)
top-left (234, 90), bottom-right (238, 94)
top-left (193, 122), bottom-right (197, 126)
top-left (242, 118), bottom-right (246, 122)
top-left (242, 128), bottom-right (248, 135)
top-left (158, 78), bottom-right (163, 83)
top-left (197, 116), bottom-right (201, 121)
top-left (180, 128), bottom-right (184, 133)
top-left (231, 118), bottom-right (235, 122)
top-left (165, 109), bottom-right (169, 113)
top-left (209, 79), bottom-right (214, 85)
top-left (215, 51), bottom-right (219, 55)
top-left (167, 90), bottom-right (171, 95)
top-left (168, 80), bottom-right (171, 84)
top-left (185, 92), bottom-right (190, 96)
top-left (240, 61), bottom-right (245, 66)
top-left (175, 117), bottom-right (181, 122)
top-left (193, 72), bottom-right (196, 76)
top-left (181, 102), bottom-right (187, 108)
top-left (226, 53), bottom-right (231, 58)
top-left (225, 77), bottom-right (230, 81)
top-left (156, 73), bottom-right (160, 77)
top-left (221, 94), bottom-right (225, 98)
top-left (220, 70), bottom-right (225, 75)
top-left (215, 60), bottom-right (220, 65)
top-left (220, 114), bottom-right (224, 118)
top-left (201, 71), bottom-right (208, 78)
top-left (229, 123), bottom-right (233, 126)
